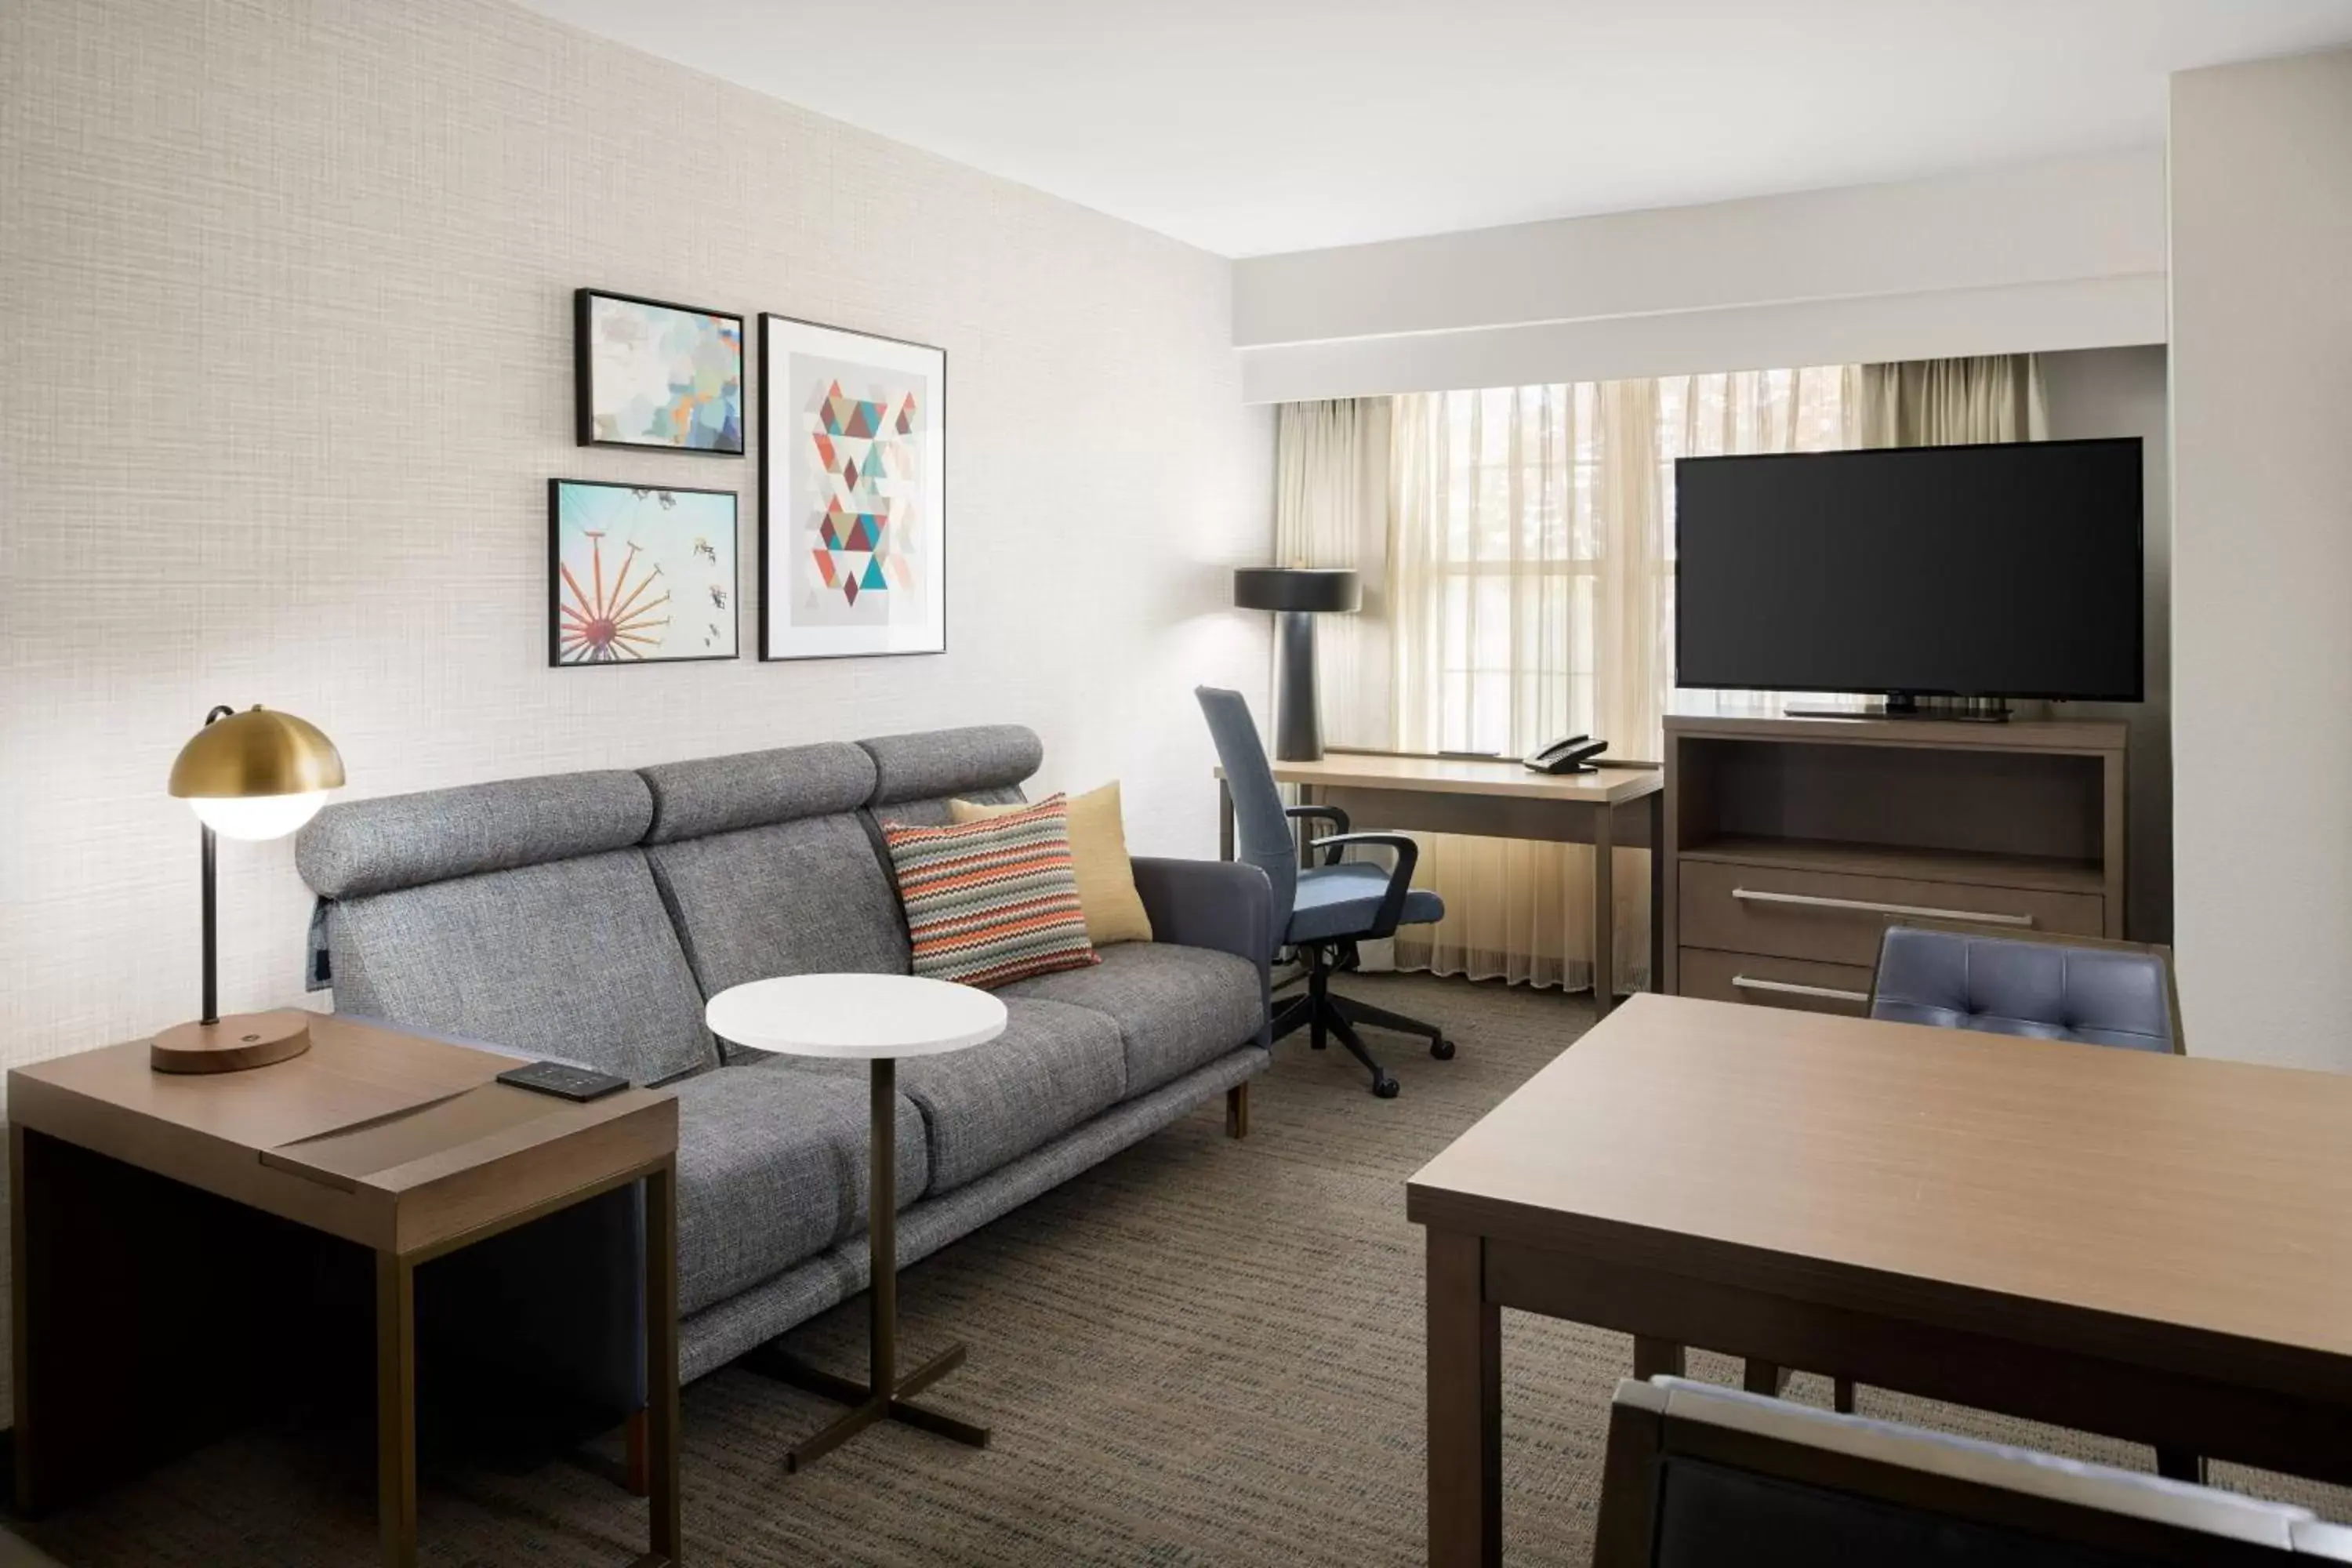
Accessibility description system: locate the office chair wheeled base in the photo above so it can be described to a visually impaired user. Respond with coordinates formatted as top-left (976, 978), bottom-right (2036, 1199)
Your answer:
top-left (1274, 943), bottom-right (1450, 1096)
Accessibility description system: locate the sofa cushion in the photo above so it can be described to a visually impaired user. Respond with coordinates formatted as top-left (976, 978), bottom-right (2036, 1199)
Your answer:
top-left (951, 781), bottom-right (1154, 947)
top-left (860, 724), bottom-right (1039, 825)
top-left (648, 815), bottom-right (911, 996)
top-left (670, 1065), bottom-right (927, 1317)
top-left (1001, 942), bottom-right (1264, 1096)
top-left (640, 742), bottom-right (875, 844)
top-left (880, 797), bottom-right (1099, 990)
top-left (781, 996), bottom-right (1125, 1192)
top-left (299, 769), bottom-right (652, 898)
top-left (320, 848), bottom-right (716, 1085)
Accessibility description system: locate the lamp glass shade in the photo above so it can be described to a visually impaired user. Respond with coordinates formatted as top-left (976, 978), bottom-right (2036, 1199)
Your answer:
top-left (1232, 567), bottom-right (1361, 615)
top-left (168, 706), bottom-right (345, 841)
top-left (187, 789), bottom-right (331, 841)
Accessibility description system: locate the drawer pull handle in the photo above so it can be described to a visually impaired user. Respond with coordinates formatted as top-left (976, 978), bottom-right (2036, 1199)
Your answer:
top-left (1730, 887), bottom-right (2035, 929)
top-left (1732, 974), bottom-right (1871, 1004)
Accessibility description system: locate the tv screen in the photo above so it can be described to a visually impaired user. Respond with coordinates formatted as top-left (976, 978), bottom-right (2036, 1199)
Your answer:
top-left (1675, 438), bottom-right (2143, 702)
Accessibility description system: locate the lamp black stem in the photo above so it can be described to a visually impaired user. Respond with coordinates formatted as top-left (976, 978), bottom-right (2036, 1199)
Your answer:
top-left (199, 823), bottom-right (219, 1026)
top-left (197, 703), bottom-right (234, 1028)
top-left (1273, 610), bottom-right (1323, 761)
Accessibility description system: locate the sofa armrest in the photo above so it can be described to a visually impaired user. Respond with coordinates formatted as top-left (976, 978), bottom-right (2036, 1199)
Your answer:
top-left (1132, 856), bottom-right (1274, 973)
top-left (1133, 856), bottom-right (1274, 1048)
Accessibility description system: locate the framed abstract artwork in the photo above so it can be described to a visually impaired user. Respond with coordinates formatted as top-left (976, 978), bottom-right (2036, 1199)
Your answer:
top-left (548, 479), bottom-right (739, 666)
top-left (575, 289), bottom-right (745, 455)
top-left (759, 314), bottom-right (946, 660)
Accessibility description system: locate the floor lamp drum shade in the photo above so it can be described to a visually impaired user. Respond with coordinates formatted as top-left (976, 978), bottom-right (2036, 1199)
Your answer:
top-left (158, 705), bottom-right (346, 1073)
top-left (1232, 568), bottom-right (1361, 761)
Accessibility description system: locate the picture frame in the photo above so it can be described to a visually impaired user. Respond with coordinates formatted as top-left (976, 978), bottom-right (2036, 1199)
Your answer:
top-left (758, 313), bottom-right (947, 661)
top-left (575, 288), bottom-right (746, 456)
top-left (547, 478), bottom-right (740, 666)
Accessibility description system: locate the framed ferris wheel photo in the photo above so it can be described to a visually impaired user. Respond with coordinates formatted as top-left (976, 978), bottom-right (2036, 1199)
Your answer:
top-left (547, 478), bottom-right (739, 666)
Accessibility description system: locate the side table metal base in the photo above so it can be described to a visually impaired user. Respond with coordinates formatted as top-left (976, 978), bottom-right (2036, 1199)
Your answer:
top-left (751, 1055), bottom-right (989, 1472)
top-left (758, 1344), bottom-right (989, 1472)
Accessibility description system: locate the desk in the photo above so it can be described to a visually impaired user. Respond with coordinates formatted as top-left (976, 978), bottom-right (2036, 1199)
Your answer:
top-left (9, 1015), bottom-right (682, 1568)
top-left (1218, 750), bottom-right (1664, 1014)
top-left (1409, 993), bottom-right (2352, 1566)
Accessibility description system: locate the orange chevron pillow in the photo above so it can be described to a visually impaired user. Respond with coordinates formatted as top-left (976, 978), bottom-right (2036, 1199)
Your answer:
top-left (880, 794), bottom-right (1101, 989)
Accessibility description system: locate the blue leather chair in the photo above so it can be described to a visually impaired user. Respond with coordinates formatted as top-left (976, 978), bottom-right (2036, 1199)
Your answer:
top-left (1197, 686), bottom-right (1452, 1098)
top-left (1869, 923), bottom-right (2183, 1054)
top-left (1787, 921), bottom-right (2186, 1445)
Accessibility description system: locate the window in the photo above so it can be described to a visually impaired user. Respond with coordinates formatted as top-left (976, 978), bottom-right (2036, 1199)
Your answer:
top-left (1388, 368), bottom-right (1855, 760)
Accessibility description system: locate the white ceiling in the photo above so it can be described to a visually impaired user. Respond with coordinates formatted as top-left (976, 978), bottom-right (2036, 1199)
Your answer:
top-left (521, 0), bottom-right (2352, 257)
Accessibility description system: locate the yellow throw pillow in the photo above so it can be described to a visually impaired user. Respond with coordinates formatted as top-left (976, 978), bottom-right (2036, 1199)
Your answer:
top-left (950, 781), bottom-right (1154, 946)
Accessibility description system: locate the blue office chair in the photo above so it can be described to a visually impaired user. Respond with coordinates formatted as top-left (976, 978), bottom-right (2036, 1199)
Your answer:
top-left (1197, 686), bottom-right (1452, 1098)
top-left (1869, 922), bottom-right (2183, 1054)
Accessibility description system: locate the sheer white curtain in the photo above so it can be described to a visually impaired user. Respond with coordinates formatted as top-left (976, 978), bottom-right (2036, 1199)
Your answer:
top-left (1383, 368), bottom-right (1853, 992)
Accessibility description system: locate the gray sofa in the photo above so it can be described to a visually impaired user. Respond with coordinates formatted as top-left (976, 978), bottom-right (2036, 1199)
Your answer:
top-left (296, 724), bottom-right (1272, 1387)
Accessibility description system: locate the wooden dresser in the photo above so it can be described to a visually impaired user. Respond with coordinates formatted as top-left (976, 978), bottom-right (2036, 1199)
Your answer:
top-left (1663, 715), bottom-right (2127, 1015)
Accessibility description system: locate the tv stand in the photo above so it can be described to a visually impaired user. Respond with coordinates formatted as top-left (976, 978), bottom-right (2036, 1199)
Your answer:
top-left (1784, 695), bottom-right (2012, 723)
top-left (1663, 714), bottom-right (2126, 1014)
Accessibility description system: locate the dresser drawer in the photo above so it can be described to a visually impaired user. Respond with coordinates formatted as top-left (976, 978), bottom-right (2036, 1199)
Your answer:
top-left (1678, 860), bottom-right (2104, 967)
top-left (1678, 947), bottom-right (1876, 1017)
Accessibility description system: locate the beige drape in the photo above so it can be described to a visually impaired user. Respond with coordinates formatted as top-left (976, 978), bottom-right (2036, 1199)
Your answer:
top-left (1383, 369), bottom-right (1852, 993)
top-left (1272, 399), bottom-right (1392, 748)
top-left (1853, 355), bottom-right (2048, 447)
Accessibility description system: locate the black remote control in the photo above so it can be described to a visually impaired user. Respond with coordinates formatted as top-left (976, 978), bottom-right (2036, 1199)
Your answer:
top-left (497, 1060), bottom-right (629, 1102)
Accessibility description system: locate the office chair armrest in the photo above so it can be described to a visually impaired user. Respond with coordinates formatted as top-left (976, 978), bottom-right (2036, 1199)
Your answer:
top-left (1311, 831), bottom-right (1421, 938)
top-left (1285, 804), bottom-right (1351, 862)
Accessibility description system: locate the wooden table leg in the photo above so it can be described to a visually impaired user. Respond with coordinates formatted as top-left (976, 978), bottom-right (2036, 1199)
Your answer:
top-left (1427, 1229), bottom-right (1501, 1567)
top-left (1632, 1337), bottom-right (1685, 1381)
top-left (11, 1124), bottom-right (41, 1515)
top-left (376, 1250), bottom-right (417, 1568)
top-left (1592, 805), bottom-right (1616, 1018)
top-left (645, 1160), bottom-right (684, 1563)
top-left (1646, 791), bottom-right (1665, 997)
top-left (2156, 1448), bottom-right (2208, 1484)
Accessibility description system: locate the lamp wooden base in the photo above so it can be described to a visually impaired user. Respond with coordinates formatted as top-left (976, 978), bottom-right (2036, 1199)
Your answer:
top-left (150, 1011), bottom-right (313, 1074)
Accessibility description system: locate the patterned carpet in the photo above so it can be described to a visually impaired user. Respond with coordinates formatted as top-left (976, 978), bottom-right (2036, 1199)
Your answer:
top-left (19, 974), bottom-right (2352, 1565)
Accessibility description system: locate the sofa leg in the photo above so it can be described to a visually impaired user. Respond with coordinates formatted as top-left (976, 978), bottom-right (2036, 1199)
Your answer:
top-left (625, 1407), bottom-right (651, 1497)
top-left (1225, 1083), bottom-right (1250, 1139)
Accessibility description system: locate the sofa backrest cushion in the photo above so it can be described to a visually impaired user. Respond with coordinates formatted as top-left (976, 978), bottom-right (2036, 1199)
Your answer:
top-left (638, 745), bottom-right (913, 996)
top-left (860, 724), bottom-right (1040, 826)
top-left (641, 742), bottom-right (875, 844)
top-left (299, 773), bottom-right (715, 1083)
top-left (298, 768), bottom-right (653, 898)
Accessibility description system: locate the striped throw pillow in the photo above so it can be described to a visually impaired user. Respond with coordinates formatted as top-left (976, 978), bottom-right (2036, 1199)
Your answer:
top-left (880, 795), bottom-right (1101, 989)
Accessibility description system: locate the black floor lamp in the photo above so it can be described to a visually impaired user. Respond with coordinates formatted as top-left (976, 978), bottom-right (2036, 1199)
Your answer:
top-left (1232, 567), bottom-right (1362, 760)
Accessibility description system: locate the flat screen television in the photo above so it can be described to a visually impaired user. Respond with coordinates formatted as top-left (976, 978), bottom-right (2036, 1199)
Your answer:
top-left (1675, 437), bottom-right (2143, 706)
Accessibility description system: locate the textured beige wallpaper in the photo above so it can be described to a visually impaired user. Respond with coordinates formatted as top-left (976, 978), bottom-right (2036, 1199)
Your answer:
top-left (0, 0), bottom-right (1275, 1070)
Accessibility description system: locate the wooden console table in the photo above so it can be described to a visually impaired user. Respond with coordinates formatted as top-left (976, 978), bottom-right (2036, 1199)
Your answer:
top-left (1664, 715), bottom-right (2127, 1013)
top-left (1218, 750), bottom-right (1664, 1014)
top-left (9, 1015), bottom-right (681, 1567)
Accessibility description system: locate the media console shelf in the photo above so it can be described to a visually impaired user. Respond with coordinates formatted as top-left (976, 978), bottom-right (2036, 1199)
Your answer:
top-left (1663, 714), bottom-right (2127, 1015)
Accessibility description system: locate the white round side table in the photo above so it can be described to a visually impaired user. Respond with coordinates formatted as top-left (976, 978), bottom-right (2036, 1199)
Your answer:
top-left (704, 972), bottom-right (1007, 1472)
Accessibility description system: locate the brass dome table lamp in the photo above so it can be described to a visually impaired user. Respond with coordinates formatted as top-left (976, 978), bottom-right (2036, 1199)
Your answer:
top-left (156, 704), bottom-right (345, 1073)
